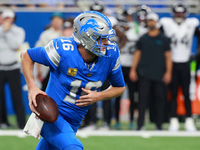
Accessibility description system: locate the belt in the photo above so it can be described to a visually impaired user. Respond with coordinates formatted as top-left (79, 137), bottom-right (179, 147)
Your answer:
top-left (0, 61), bottom-right (18, 66)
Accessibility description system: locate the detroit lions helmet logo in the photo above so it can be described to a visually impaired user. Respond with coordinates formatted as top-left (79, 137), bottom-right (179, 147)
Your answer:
top-left (79, 18), bottom-right (99, 34)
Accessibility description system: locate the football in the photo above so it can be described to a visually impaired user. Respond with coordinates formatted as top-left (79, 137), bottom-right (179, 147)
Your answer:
top-left (33, 94), bottom-right (59, 123)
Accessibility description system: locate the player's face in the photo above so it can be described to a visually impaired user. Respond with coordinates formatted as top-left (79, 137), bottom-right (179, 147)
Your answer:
top-left (51, 16), bottom-right (64, 30)
top-left (97, 38), bottom-right (109, 52)
top-left (174, 12), bottom-right (185, 19)
top-left (126, 15), bottom-right (133, 22)
top-left (3, 17), bottom-right (14, 24)
top-left (147, 20), bottom-right (157, 30)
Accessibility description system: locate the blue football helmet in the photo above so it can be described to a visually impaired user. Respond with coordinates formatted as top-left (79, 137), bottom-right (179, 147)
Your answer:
top-left (73, 11), bottom-right (116, 57)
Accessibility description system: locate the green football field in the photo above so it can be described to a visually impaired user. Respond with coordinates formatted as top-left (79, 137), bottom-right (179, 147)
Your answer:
top-left (0, 136), bottom-right (200, 150)
top-left (1, 115), bottom-right (200, 150)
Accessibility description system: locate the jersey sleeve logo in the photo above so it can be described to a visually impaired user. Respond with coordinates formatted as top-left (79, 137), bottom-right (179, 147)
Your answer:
top-left (55, 42), bottom-right (59, 49)
top-left (67, 68), bottom-right (77, 76)
top-left (45, 40), bottom-right (61, 67)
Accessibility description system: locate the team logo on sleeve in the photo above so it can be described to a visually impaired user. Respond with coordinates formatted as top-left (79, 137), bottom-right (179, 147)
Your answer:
top-left (67, 68), bottom-right (77, 76)
top-left (79, 18), bottom-right (99, 34)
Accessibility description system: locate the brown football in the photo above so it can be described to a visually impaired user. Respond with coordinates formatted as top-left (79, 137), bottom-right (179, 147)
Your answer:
top-left (33, 94), bottom-right (59, 123)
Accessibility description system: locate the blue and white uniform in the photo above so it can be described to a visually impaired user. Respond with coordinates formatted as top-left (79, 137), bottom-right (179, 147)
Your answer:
top-left (27, 37), bottom-right (125, 150)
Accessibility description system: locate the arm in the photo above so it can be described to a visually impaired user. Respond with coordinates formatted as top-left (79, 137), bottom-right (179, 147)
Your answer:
top-left (162, 51), bottom-right (172, 85)
top-left (76, 45), bottom-right (125, 107)
top-left (194, 27), bottom-right (200, 53)
top-left (76, 86), bottom-right (125, 107)
top-left (114, 26), bottom-right (128, 49)
top-left (21, 51), bottom-right (46, 112)
top-left (21, 39), bottom-right (62, 111)
top-left (129, 50), bottom-right (141, 82)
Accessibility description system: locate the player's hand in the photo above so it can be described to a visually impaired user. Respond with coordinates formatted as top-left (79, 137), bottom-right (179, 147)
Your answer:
top-left (162, 72), bottom-right (171, 85)
top-left (76, 88), bottom-right (100, 107)
top-left (28, 85), bottom-right (47, 112)
top-left (129, 70), bottom-right (138, 82)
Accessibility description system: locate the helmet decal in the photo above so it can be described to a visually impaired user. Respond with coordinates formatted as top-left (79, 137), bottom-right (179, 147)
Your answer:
top-left (79, 18), bottom-right (99, 34)
top-left (73, 11), bottom-right (116, 57)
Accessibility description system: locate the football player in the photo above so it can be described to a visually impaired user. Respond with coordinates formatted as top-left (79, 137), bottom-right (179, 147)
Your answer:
top-left (21, 11), bottom-right (125, 150)
top-left (136, 5), bottom-right (152, 29)
top-left (90, 1), bottom-right (127, 49)
top-left (89, 1), bottom-right (127, 130)
top-left (160, 2), bottom-right (200, 131)
top-left (114, 8), bottom-right (146, 129)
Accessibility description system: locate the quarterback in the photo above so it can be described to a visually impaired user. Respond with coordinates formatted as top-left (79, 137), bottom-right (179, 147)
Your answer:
top-left (21, 11), bottom-right (125, 150)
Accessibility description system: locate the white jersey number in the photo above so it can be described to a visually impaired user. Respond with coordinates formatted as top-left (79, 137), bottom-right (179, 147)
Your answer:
top-left (171, 34), bottom-right (190, 48)
top-left (64, 80), bottom-right (102, 104)
top-left (60, 39), bottom-right (74, 51)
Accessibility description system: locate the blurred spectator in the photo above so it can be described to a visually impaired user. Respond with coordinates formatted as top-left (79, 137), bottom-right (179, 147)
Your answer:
top-left (136, 4), bottom-right (164, 125)
top-left (62, 18), bottom-right (73, 37)
top-left (0, 11), bottom-right (8, 127)
top-left (79, 103), bottom-right (98, 131)
top-left (98, 79), bottom-right (112, 130)
top-left (89, 1), bottom-right (127, 130)
top-left (35, 12), bottom-right (64, 91)
top-left (0, 12), bottom-right (3, 25)
top-left (90, 1), bottom-right (127, 50)
top-left (114, 8), bottom-right (146, 130)
top-left (130, 12), bottom-right (172, 130)
top-left (26, 4), bottom-right (36, 8)
top-left (136, 5), bottom-right (151, 29)
top-left (160, 2), bottom-right (200, 131)
top-left (0, 8), bottom-right (26, 129)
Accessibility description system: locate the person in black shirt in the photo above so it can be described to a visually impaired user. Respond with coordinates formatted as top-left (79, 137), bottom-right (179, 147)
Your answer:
top-left (129, 12), bottom-right (172, 130)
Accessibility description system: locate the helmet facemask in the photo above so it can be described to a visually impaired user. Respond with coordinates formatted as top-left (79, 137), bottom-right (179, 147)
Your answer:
top-left (90, 30), bottom-right (116, 56)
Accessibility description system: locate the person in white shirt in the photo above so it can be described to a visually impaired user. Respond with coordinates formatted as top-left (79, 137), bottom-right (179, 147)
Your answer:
top-left (160, 2), bottom-right (200, 131)
top-left (0, 8), bottom-right (26, 129)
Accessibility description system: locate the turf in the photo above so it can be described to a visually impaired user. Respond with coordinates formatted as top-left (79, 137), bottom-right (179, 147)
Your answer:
top-left (0, 136), bottom-right (199, 150)
top-left (81, 136), bottom-right (200, 150)
top-left (2, 115), bottom-right (199, 150)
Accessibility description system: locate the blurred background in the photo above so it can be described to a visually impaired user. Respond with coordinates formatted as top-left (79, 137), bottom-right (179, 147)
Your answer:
top-left (0, 0), bottom-right (200, 150)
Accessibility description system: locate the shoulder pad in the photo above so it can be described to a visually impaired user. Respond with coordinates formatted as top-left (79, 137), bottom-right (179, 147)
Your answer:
top-left (186, 18), bottom-right (199, 27)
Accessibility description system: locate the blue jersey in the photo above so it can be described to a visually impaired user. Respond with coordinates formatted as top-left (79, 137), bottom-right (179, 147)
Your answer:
top-left (27, 37), bottom-right (125, 131)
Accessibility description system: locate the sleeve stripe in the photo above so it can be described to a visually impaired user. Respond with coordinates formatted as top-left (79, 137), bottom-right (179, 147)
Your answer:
top-left (112, 56), bottom-right (121, 71)
top-left (45, 40), bottom-right (60, 67)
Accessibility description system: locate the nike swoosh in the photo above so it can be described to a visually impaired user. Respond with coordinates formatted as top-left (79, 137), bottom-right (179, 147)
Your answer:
top-left (56, 42), bottom-right (59, 49)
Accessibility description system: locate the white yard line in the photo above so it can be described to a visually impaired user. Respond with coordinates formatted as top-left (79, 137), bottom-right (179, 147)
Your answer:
top-left (1, 130), bottom-right (200, 138)
top-left (76, 130), bottom-right (200, 138)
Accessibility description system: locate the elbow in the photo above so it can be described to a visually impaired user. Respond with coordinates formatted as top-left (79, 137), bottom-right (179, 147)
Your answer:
top-left (20, 51), bottom-right (26, 61)
top-left (119, 86), bottom-right (125, 96)
top-left (21, 50), bottom-right (31, 64)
